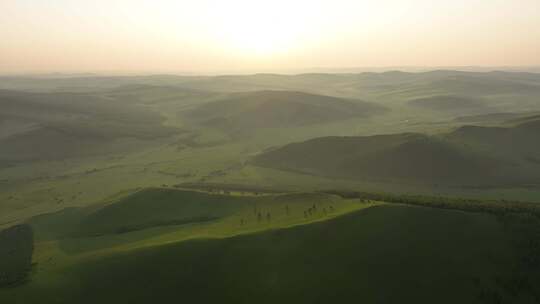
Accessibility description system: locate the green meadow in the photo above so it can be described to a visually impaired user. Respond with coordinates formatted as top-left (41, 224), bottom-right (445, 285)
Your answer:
top-left (2, 71), bottom-right (540, 303)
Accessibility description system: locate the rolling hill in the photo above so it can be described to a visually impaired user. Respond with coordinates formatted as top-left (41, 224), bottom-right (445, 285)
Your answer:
top-left (254, 134), bottom-right (499, 185)
top-left (408, 95), bottom-right (493, 115)
top-left (26, 188), bottom-right (350, 241)
top-left (254, 116), bottom-right (540, 186)
top-left (0, 224), bottom-right (33, 287)
top-left (0, 90), bottom-right (177, 166)
top-left (3, 71), bottom-right (540, 102)
top-left (2, 70), bottom-right (540, 304)
top-left (3, 203), bottom-right (536, 303)
top-left (446, 118), bottom-right (540, 160)
top-left (181, 90), bottom-right (386, 131)
top-left (453, 112), bottom-right (539, 124)
top-left (67, 188), bottom-right (250, 237)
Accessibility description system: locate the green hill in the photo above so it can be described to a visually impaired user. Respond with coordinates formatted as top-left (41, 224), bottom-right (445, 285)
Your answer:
top-left (0, 90), bottom-right (176, 165)
top-left (446, 118), bottom-right (540, 160)
top-left (408, 95), bottom-right (492, 115)
top-left (423, 74), bottom-right (540, 96)
top-left (27, 188), bottom-right (352, 241)
top-left (254, 134), bottom-right (498, 185)
top-left (26, 188), bottom-right (249, 239)
top-left (0, 224), bottom-right (34, 287)
top-left (254, 117), bottom-right (540, 186)
top-left (453, 112), bottom-right (540, 124)
top-left (181, 90), bottom-right (386, 131)
top-left (72, 189), bottom-right (250, 236)
top-left (4, 204), bottom-right (537, 303)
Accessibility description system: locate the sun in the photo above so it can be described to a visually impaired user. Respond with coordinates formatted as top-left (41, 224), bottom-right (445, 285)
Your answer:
top-left (222, 20), bottom-right (296, 56)
top-left (205, 0), bottom-right (318, 57)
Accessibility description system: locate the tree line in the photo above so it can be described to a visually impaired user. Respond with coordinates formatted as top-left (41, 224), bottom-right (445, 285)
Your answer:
top-left (322, 190), bottom-right (540, 217)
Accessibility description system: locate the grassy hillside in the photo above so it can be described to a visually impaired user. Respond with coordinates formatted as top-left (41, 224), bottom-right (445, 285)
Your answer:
top-left (105, 84), bottom-right (216, 105)
top-left (0, 90), bottom-right (177, 165)
top-left (0, 188), bottom-right (377, 303)
top-left (338, 136), bottom-right (498, 184)
top-left (181, 90), bottom-right (386, 131)
top-left (0, 224), bottom-right (34, 287)
top-left (446, 118), bottom-right (540, 161)
top-left (408, 95), bottom-right (492, 115)
top-left (453, 112), bottom-right (539, 124)
top-left (1, 71), bottom-right (540, 303)
top-left (3, 204), bottom-right (538, 303)
top-left (71, 189), bottom-right (250, 236)
top-left (0, 89), bottom-right (165, 124)
top-left (27, 188), bottom-right (359, 242)
top-left (2, 71), bottom-right (540, 227)
top-left (254, 134), bottom-right (499, 185)
top-left (254, 117), bottom-right (540, 186)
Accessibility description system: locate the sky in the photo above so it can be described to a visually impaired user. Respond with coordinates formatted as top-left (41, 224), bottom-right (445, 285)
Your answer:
top-left (1, 0), bottom-right (540, 74)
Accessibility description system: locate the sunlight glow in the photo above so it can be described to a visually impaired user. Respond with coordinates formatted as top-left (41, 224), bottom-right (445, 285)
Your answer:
top-left (203, 0), bottom-right (322, 56)
top-left (1, 0), bottom-right (539, 73)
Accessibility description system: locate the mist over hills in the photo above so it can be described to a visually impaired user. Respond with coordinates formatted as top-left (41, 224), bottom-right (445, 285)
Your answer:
top-left (2, 69), bottom-right (540, 96)
top-left (2, 70), bottom-right (540, 303)
top-left (181, 90), bottom-right (386, 131)
top-left (2, 70), bottom-right (540, 174)
top-left (408, 95), bottom-right (492, 115)
top-left (2, 0), bottom-right (540, 297)
top-left (0, 90), bottom-right (175, 166)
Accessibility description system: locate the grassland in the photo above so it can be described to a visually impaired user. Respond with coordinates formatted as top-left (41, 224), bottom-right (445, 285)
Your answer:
top-left (2, 71), bottom-right (540, 303)
top-left (3, 197), bottom-right (540, 303)
top-left (3, 71), bottom-right (540, 228)
top-left (0, 188), bottom-right (380, 302)
top-left (181, 90), bottom-right (386, 132)
top-left (0, 224), bottom-right (34, 287)
top-left (254, 117), bottom-right (540, 187)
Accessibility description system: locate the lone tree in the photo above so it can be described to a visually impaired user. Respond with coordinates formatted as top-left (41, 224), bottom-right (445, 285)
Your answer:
top-left (266, 212), bottom-right (271, 221)
top-left (285, 205), bottom-right (290, 215)
top-left (257, 212), bottom-right (262, 222)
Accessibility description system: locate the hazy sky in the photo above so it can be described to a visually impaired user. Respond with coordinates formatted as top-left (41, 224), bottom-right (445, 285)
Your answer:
top-left (1, 0), bottom-right (540, 74)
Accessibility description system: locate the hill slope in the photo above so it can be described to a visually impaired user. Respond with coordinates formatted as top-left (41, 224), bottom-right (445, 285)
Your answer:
top-left (27, 188), bottom-right (351, 241)
top-left (181, 90), bottom-right (386, 130)
top-left (0, 225), bottom-right (33, 287)
top-left (446, 118), bottom-right (540, 161)
top-left (408, 95), bottom-right (492, 115)
top-left (254, 117), bottom-right (540, 186)
top-left (3, 205), bottom-right (531, 303)
top-left (0, 90), bottom-right (176, 165)
top-left (255, 134), bottom-right (498, 185)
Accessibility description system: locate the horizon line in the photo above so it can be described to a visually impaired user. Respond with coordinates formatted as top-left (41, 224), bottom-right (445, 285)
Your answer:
top-left (2, 65), bottom-right (540, 78)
